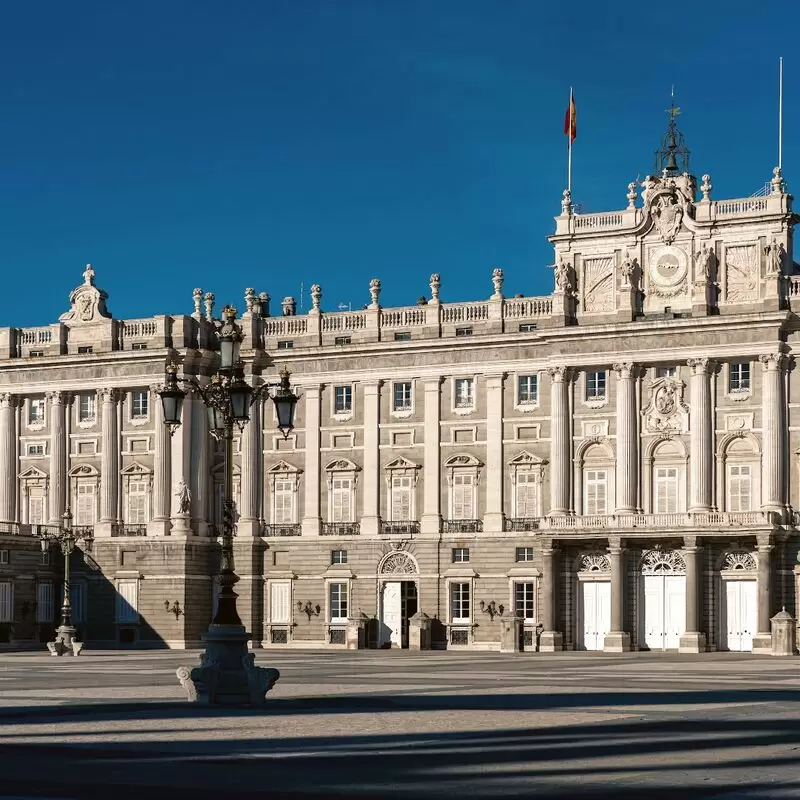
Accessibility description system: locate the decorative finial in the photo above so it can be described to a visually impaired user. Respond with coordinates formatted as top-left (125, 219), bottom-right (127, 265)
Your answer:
top-left (771, 166), bottom-right (786, 195)
top-left (204, 292), bottom-right (215, 321)
top-left (700, 174), bottom-right (712, 202)
top-left (491, 268), bottom-right (504, 299)
top-left (368, 278), bottom-right (381, 309)
top-left (281, 296), bottom-right (297, 316)
top-left (626, 182), bottom-right (638, 209)
top-left (192, 288), bottom-right (203, 318)
top-left (244, 288), bottom-right (255, 314)
top-left (310, 284), bottom-right (322, 312)
top-left (429, 273), bottom-right (441, 304)
top-left (258, 292), bottom-right (270, 317)
top-left (83, 264), bottom-right (96, 286)
top-left (561, 189), bottom-right (572, 215)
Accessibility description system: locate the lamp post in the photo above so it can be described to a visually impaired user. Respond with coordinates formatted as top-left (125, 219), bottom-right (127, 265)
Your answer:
top-left (40, 508), bottom-right (92, 656)
top-left (159, 304), bottom-right (299, 705)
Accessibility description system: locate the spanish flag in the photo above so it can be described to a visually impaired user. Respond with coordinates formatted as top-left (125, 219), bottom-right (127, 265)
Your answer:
top-left (564, 90), bottom-right (576, 143)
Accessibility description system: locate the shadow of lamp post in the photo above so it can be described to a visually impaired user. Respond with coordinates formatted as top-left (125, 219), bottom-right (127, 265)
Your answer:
top-left (159, 304), bottom-right (299, 705)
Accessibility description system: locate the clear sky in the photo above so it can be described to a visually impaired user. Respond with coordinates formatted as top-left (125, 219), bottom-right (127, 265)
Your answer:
top-left (1, 1), bottom-right (796, 327)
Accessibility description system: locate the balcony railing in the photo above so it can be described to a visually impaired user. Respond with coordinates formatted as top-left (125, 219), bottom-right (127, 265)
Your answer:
top-left (504, 517), bottom-right (541, 532)
top-left (111, 523), bottom-right (148, 537)
top-left (321, 522), bottom-right (361, 536)
top-left (380, 521), bottom-right (420, 536)
top-left (519, 511), bottom-right (777, 530)
top-left (262, 524), bottom-right (301, 537)
top-left (442, 519), bottom-right (483, 534)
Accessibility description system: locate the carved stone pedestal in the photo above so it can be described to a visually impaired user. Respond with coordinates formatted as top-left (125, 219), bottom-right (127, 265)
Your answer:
top-left (171, 513), bottom-right (192, 536)
top-left (678, 631), bottom-right (706, 654)
top-left (47, 625), bottom-right (83, 656)
top-left (603, 631), bottom-right (631, 653)
top-left (176, 624), bottom-right (280, 705)
top-left (538, 630), bottom-right (563, 652)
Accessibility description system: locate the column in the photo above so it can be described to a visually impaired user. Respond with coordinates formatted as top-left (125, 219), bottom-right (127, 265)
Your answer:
top-left (149, 383), bottom-right (172, 536)
top-left (191, 379), bottom-right (210, 536)
top-left (753, 537), bottom-right (774, 653)
top-left (237, 387), bottom-right (261, 537)
top-left (760, 353), bottom-right (786, 514)
top-left (47, 392), bottom-right (68, 524)
top-left (688, 358), bottom-right (714, 512)
top-left (360, 381), bottom-right (381, 536)
top-left (421, 377), bottom-right (442, 535)
top-left (678, 537), bottom-right (706, 653)
top-left (548, 367), bottom-right (571, 515)
top-left (97, 388), bottom-right (118, 531)
top-left (538, 540), bottom-right (563, 651)
top-left (603, 537), bottom-right (630, 652)
top-left (0, 394), bottom-right (17, 523)
top-left (484, 374), bottom-right (505, 532)
top-left (301, 385), bottom-right (322, 535)
top-left (612, 363), bottom-right (637, 514)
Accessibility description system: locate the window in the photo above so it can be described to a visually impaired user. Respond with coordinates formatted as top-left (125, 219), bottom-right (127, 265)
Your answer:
top-left (0, 550), bottom-right (8, 565)
top-left (70, 583), bottom-right (86, 624)
top-left (515, 472), bottom-right (539, 518)
top-left (131, 343), bottom-right (148, 351)
top-left (127, 481), bottom-right (149, 524)
top-left (77, 345), bottom-right (93, 354)
top-left (28, 495), bottom-right (45, 525)
top-left (519, 323), bottom-right (538, 332)
top-left (584, 470), bottom-right (608, 515)
top-left (331, 477), bottom-right (353, 523)
top-left (657, 367), bottom-right (677, 378)
top-left (78, 393), bottom-right (96, 423)
top-left (36, 582), bottom-right (54, 623)
top-left (517, 375), bottom-right (538, 405)
top-left (455, 326), bottom-right (473, 337)
top-left (730, 362), bottom-right (750, 392)
top-left (515, 546), bottom-right (535, 563)
top-left (75, 483), bottom-right (96, 526)
top-left (393, 382), bottom-right (413, 412)
top-left (131, 390), bottom-right (149, 419)
top-left (277, 340), bottom-right (294, 350)
top-left (26, 443), bottom-right (44, 456)
top-left (0, 582), bottom-right (12, 622)
top-left (29, 350), bottom-right (44, 358)
top-left (40, 549), bottom-right (50, 566)
top-left (450, 582), bottom-right (470, 623)
top-left (451, 547), bottom-right (470, 563)
top-left (331, 549), bottom-right (348, 565)
top-left (394, 331), bottom-right (411, 342)
top-left (329, 582), bottom-right (348, 623)
top-left (270, 581), bottom-right (291, 624)
top-left (728, 465), bottom-right (752, 512)
top-left (28, 398), bottom-right (45, 425)
top-left (116, 580), bottom-right (139, 623)
top-left (454, 378), bottom-right (475, 409)
top-left (586, 371), bottom-right (606, 400)
top-left (515, 581), bottom-right (535, 622)
top-left (273, 478), bottom-right (295, 524)
top-left (654, 467), bottom-right (679, 514)
top-left (451, 473), bottom-right (475, 520)
top-left (334, 336), bottom-right (351, 346)
top-left (334, 385), bottom-right (352, 415)
top-left (390, 475), bottom-right (412, 521)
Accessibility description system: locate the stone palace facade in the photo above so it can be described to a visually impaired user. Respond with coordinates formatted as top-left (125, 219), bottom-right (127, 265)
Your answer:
top-left (1, 142), bottom-right (799, 654)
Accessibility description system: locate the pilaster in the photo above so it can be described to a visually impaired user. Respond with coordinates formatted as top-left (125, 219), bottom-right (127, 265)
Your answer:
top-left (45, 391), bottom-right (68, 524)
top-left (191, 379), bottom-right (211, 536)
top-left (548, 366), bottom-right (571, 515)
top-left (148, 382), bottom-right (172, 537)
top-left (759, 353), bottom-right (786, 515)
top-left (679, 538), bottom-right (706, 653)
top-left (688, 357), bottom-right (714, 513)
top-left (604, 537), bottom-right (630, 652)
top-left (97, 387), bottom-right (119, 532)
top-left (301, 385), bottom-right (322, 536)
top-left (752, 536), bottom-right (774, 654)
top-left (0, 394), bottom-right (18, 522)
top-left (538, 541), bottom-right (563, 651)
top-left (360, 381), bottom-right (381, 536)
top-left (237, 388), bottom-right (261, 538)
top-left (483, 374), bottom-right (505, 532)
top-left (612, 363), bottom-right (637, 514)
top-left (421, 377), bottom-right (442, 535)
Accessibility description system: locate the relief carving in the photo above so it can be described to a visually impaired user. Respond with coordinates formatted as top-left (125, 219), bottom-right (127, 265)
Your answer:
top-left (642, 376), bottom-right (689, 434)
top-left (582, 256), bottom-right (614, 312)
top-left (725, 245), bottom-right (759, 302)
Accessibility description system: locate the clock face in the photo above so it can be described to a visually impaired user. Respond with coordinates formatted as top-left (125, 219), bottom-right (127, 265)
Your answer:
top-left (649, 246), bottom-right (687, 288)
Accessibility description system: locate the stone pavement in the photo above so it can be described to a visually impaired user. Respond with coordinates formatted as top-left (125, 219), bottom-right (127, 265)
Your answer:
top-left (0, 650), bottom-right (798, 798)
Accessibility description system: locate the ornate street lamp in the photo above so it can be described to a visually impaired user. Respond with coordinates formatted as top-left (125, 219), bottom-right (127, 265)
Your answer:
top-left (40, 508), bottom-right (92, 657)
top-left (158, 304), bottom-right (299, 705)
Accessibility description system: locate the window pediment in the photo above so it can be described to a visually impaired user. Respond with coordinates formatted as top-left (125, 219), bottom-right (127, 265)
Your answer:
top-left (444, 454), bottom-right (483, 469)
top-left (385, 457), bottom-right (420, 471)
top-left (19, 465), bottom-right (48, 481)
top-left (267, 460), bottom-right (303, 475)
top-left (508, 451), bottom-right (547, 468)
top-left (68, 464), bottom-right (99, 478)
top-left (120, 461), bottom-right (152, 476)
top-left (325, 458), bottom-right (360, 473)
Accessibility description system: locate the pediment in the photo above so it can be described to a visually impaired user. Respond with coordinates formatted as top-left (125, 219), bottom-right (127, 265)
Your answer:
top-left (325, 458), bottom-right (360, 472)
top-left (19, 466), bottom-right (47, 480)
top-left (120, 460), bottom-right (152, 476)
top-left (267, 459), bottom-right (303, 474)
top-left (508, 451), bottom-right (547, 467)
top-left (68, 463), bottom-right (99, 477)
top-left (444, 454), bottom-right (483, 468)
top-left (385, 457), bottom-right (420, 471)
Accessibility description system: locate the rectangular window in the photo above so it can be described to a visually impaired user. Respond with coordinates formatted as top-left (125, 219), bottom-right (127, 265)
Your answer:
top-left (0, 550), bottom-right (8, 565)
top-left (116, 580), bottom-right (139, 623)
top-left (517, 375), bottom-right (538, 405)
top-left (654, 467), bottom-right (679, 514)
top-left (730, 362), bottom-right (750, 392)
top-left (728, 465), bottom-right (752, 512)
top-left (455, 326), bottom-right (473, 337)
top-left (273, 478), bottom-right (295, 524)
top-left (75, 483), bottom-right (96, 526)
top-left (77, 345), bottom-right (93, 354)
top-left (40, 549), bottom-right (50, 566)
top-left (331, 549), bottom-right (348, 565)
top-left (390, 475), bottom-right (412, 521)
top-left (515, 546), bottom-right (535, 563)
top-left (585, 469), bottom-right (608, 516)
top-left (515, 473), bottom-right (539, 518)
top-left (71, 583), bottom-right (86, 624)
top-left (269, 581), bottom-right (291, 624)
top-left (79, 393), bottom-right (96, 422)
top-left (657, 367), bottom-right (677, 378)
top-left (29, 350), bottom-right (44, 358)
top-left (28, 495), bottom-right (45, 525)
top-left (329, 582), bottom-right (348, 623)
top-left (334, 336), bottom-right (351, 346)
top-left (451, 547), bottom-right (470, 563)
top-left (519, 323), bottom-right (538, 332)
top-left (131, 343), bottom-right (148, 351)
top-left (36, 582), bottom-right (54, 623)
top-left (334, 385), bottom-right (352, 414)
top-left (131, 390), bottom-right (149, 419)
top-left (331, 477), bottom-right (353, 523)
top-left (26, 443), bottom-right (44, 456)
top-left (0, 582), bottom-right (12, 622)
top-left (393, 382), bottom-right (413, 412)
top-left (28, 398), bottom-right (45, 425)
top-left (394, 331), bottom-right (411, 342)
top-left (127, 481), bottom-right (149, 524)
top-left (515, 582), bottom-right (536, 622)
top-left (450, 582), bottom-right (470, 623)
top-left (451, 473), bottom-right (475, 520)
top-left (586, 371), bottom-right (606, 400)
top-left (454, 378), bottom-right (474, 409)
top-left (277, 340), bottom-right (294, 350)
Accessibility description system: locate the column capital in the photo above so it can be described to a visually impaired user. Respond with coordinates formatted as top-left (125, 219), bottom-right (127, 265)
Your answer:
top-left (539, 538), bottom-right (556, 555)
top-left (484, 373), bottom-right (506, 386)
top-left (687, 357), bottom-right (715, 375)
top-left (45, 390), bottom-right (69, 405)
top-left (607, 536), bottom-right (625, 553)
top-left (423, 376), bottom-right (443, 391)
top-left (362, 380), bottom-right (383, 393)
top-left (0, 393), bottom-right (18, 409)
top-left (611, 362), bottom-right (638, 380)
top-left (759, 352), bottom-right (786, 371)
top-left (683, 535), bottom-right (701, 550)
top-left (547, 365), bottom-right (572, 383)
top-left (97, 387), bottom-right (119, 403)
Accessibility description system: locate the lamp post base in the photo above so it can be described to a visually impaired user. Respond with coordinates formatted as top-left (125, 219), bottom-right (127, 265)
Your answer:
top-left (47, 626), bottom-right (83, 657)
top-left (176, 624), bottom-right (280, 705)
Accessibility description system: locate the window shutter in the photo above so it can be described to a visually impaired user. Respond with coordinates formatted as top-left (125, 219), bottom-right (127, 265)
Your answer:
top-left (391, 476), bottom-right (412, 521)
top-left (70, 583), bottom-right (86, 623)
top-left (331, 478), bottom-right (352, 523)
top-left (270, 581), bottom-right (291, 624)
top-left (76, 483), bottom-right (96, 526)
top-left (28, 495), bottom-right (45, 525)
top-left (116, 581), bottom-right (139, 623)
top-left (273, 478), bottom-right (294, 524)
top-left (36, 582), bottom-right (53, 622)
top-left (516, 474), bottom-right (538, 518)
top-left (0, 582), bottom-right (12, 622)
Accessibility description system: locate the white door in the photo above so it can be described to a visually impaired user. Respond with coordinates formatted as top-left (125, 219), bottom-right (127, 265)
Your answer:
top-left (643, 574), bottom-right (686, 650)
top-left (581, 581), bottom-right (611, 651)
top-left (725, 580), bottom-right (757, 652)
top-left (381, 582), bottom-right (403, 648)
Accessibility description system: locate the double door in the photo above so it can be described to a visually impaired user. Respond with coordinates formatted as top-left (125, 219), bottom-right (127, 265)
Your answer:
top-left (724, 580), bottom-right (757, 652)
top-left (580, 581), bottom-right (610, 651)
top-left (643, 574), bottom-right (685, 650)
top-left (380, 581), bottom-right (418, 648)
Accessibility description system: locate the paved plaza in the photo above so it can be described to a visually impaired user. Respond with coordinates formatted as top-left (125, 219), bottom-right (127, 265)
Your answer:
top-left (0, 650), bottom-right (797, 799)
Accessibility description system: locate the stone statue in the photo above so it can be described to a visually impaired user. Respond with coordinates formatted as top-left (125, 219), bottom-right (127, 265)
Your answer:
top-left (620, 251), bottom-right (635, 288)
top-left (765, 238), bottom-right (786, 277)
top-left (175, 480), bottom-right (191, 515)
top-left (554, 258), bottom-right (572, 294)
top-left (695, 244), bottom-right (714, 284)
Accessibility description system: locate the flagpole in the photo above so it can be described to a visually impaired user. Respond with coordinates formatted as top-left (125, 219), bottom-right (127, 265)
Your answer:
top-left (567, 87), bottom-right (573, 195)
top-left (778, 57), bottom-right (783, 170)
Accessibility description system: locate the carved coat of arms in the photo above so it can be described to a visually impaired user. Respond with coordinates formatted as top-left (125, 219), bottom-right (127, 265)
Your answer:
top-left (642, 377), bottom-right (688, 434)
top-left (652, 194), bottom-right (684, 244)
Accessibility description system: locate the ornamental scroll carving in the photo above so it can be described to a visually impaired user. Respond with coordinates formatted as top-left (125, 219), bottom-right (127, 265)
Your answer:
top-left (577, 553), bottom-right (611, 573)
top-left (725, 245), bottom-right (759, 303)
top-left (379, 551), bottom-right (418, 576)
top-left (721, 551), bottom-right (757, 572)
top-left (582, 256), bottom-right (614, 312)
top-left (640, 549), bottom-right (686, 574)
top-left (642, 376), bottom-right (688, 434)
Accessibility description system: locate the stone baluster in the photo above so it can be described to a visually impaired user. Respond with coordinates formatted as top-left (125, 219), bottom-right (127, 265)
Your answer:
top-left (679, 537), bottom-right (706, 653)
top-left (0, 394), bottom-right (17, 522)
top-left (538, 541), bottom-right (563, 651)
top-left (688, 357), bottom-right (714, 512)
top-left (604, 537), bottom-right (630, 651)
top-left (421, 378), bottom-right (442, 534)
top-left (301, 385), bottom-right (322, 535)
top-left (361, 381), bottom-right (381, 536)
top-left (484, 374), bottom-right (505, 531)
top-left (753, 537), bottom-right (774, 653)
top-left (98, 388), bottom-right (118, 528)
top-left (759, 353), bottom-right (786, 514)
top-left (47, 391), bottom-right (68, 524)
top-left (237, 385), bottom-right (261, 537)
top-left (548, 367), bottom-right (571, 515)
top-left (149, 383), bottom-right (172, 536)
top-left (612, 363), bottom-right (637, 514)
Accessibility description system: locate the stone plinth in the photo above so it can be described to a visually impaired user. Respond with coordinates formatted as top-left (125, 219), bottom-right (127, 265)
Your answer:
top-left (499, 616), bottom-right (522, 653)
top-left (538, 630), bottom-right (563, 652)
top-left (678, 632), bottom-right (707, 654)
top-left (346, 613), bottom-right (369, 650)
top-left (47, 625), bottom-right (83, 656)
top-left (770, 609), bottom-right (797, 657)
top-left (408, 612), bottom-right (431, 651)
top-left (603, 631), bottom-right (631, 653)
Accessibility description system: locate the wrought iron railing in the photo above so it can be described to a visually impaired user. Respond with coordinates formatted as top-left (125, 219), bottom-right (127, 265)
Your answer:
top-left (262, 524), bottom-right (301, 537)
top-left (504, 518), bottom-right (541, 532)
top-left (442, 519), bottom-right (483, 534)
top-left (321, 522), bottom-right (361, 536)
top-left (380, 521), bottom-right (420, 536)
top-left (111, 523), bottom-right (148, 537)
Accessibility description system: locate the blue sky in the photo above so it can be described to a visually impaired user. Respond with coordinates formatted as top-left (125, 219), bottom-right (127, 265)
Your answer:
top-left (1, 1), bottom-right (796, 327)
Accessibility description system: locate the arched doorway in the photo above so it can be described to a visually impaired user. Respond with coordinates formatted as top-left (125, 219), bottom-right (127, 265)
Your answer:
top-left (377, 551), bottom-right (419, 649)
top-left (640, 549), bottom-right (686, 650)
top-left (720, 551), bottom-right (758, 652)
top-left (577, 552), bottom-right (611, 651)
